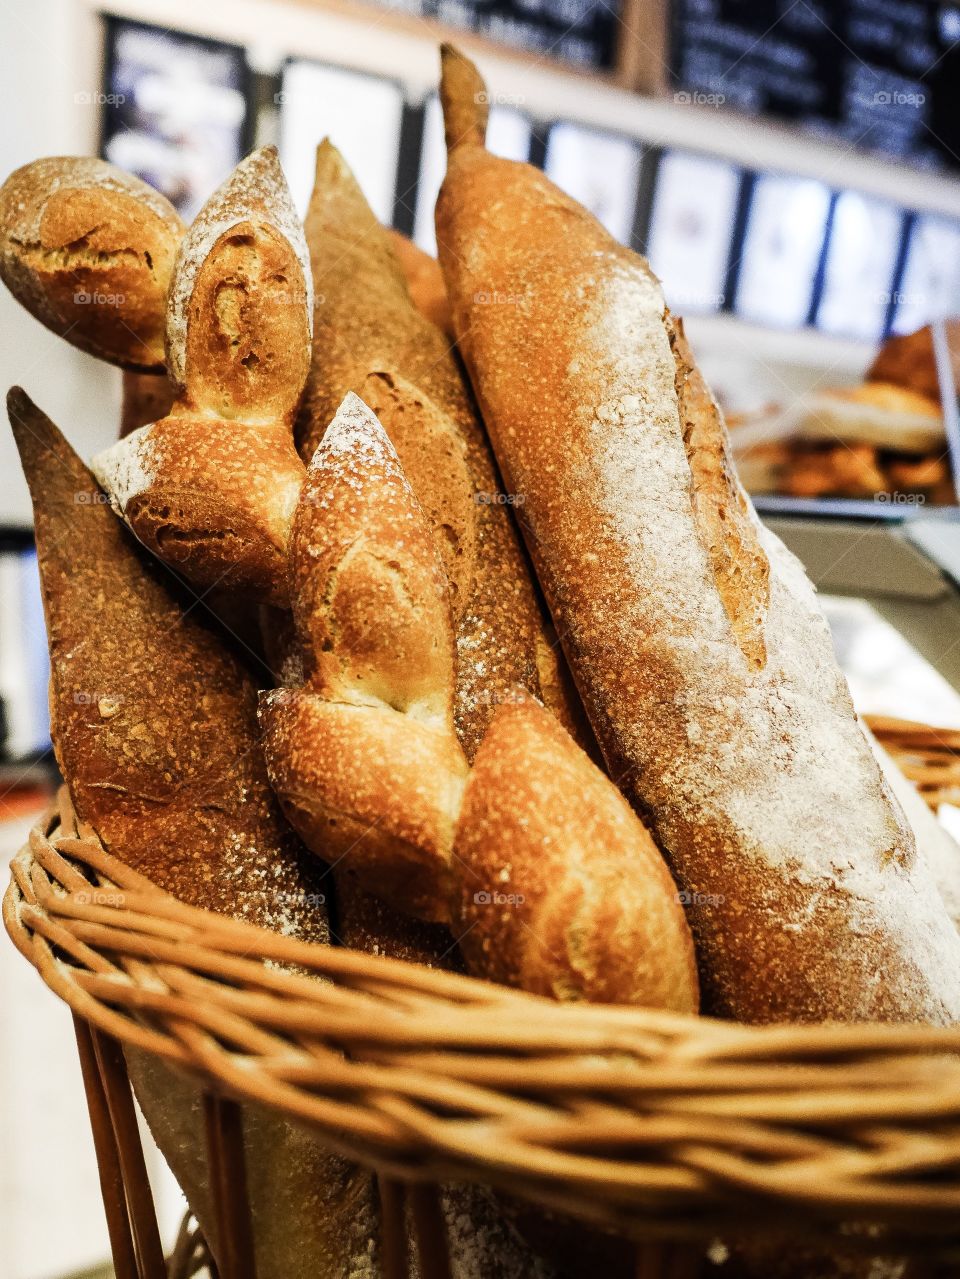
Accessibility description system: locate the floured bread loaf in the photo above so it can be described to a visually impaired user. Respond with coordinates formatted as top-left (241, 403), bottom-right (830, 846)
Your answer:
top-left (434, 45), bottom-right (960, 1026)
top-left (299, 140), bottom-right (587, 760)
top-left (92, 147), bottom-right (309, 605)
top-left (0, 156), bottom-right (184, 370)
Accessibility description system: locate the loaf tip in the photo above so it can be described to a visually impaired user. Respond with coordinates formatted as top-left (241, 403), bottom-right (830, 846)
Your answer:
top-left (6, 386), bottom-right (81, 496)
top-left (6, 386), bottom-right (50, 461)
top-left (439, 44), bottom-right (488, 154)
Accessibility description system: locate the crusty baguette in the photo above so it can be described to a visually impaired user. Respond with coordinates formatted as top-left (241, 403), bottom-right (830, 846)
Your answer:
top-left (435, 46), bottom-right (960, 1025)
top-left (7, 386), bottom-right (383, 1279)
top-left (454, 692), bottom-right (698, 1009)
top-left (0, 157), bottom-right (184, 370)
top-left (299, 140), bottom-right (587, 760)
top-left (92, 147), bottom-right (308, 605)
top-left (261, 393), bottom-right (698, 1012)
top-left (387, 227), bottom-right (453, 336)
top-left (261, 393), bottom-right (469, 922)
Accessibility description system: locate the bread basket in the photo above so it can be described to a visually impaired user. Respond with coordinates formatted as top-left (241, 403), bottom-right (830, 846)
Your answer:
top-left (6, 787), bottom-right (960, 1279)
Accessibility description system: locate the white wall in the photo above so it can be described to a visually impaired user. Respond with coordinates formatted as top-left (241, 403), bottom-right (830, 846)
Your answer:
top-left (1, 0), bottom-right (122, 527)
top-left (1, 9), bottom-right (179, 1279)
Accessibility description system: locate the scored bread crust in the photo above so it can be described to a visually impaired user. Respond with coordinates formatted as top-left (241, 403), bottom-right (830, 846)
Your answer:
top-left (0, 156), bottom-right (184, 370)
top-left (298, 140), bottom-right (587, 760)
top-left (92, 416), bottom-right (303, 606)
top-left (454, 693), bottom-right (699, 1010)
top-left (167, 146), bottom-right (312, 395)
top-left (435, 48), bottom-right (960, 1025)
top-left (92, 147), bottom-right (311, 605)
top-left (260, 394), bottom-right (469, 923)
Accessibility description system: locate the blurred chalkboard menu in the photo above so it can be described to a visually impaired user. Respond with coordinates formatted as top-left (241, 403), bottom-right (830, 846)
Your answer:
top-left (101, 19), bottom-right (252, 221)
top-left (378, 0), bottom-right (621, 68)
top-left (670, 1), bottom-right (960, 171)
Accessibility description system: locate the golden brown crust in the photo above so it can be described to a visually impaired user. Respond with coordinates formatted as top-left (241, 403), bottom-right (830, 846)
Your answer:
top-left (260, 395), bottom-right (468, 923)
top-left (387, 228), bottom-right (453, 336)
top-left (668, 315), bottom-right (769, 670)
top-left (9, 387), bottom-right (388, 1279)
top-left (8, 387), bottom-right (327, 932)
top-left (180, 218), bottom-right (311, 421)
top-left (439, 44), bottom-right (489, 153)
top-left (290, 393), bottom-right (458, 716)
top-left (93, 417), bottom-right (303, 606)
top-left (260, 690), bottom-right (465, 924)
top-left (868, 320), bottom-right (960, 404)
top-left (0, 157), bottom-right (184, 370)
top-left (453, 693), bottom-right (699, 1010)
top-left (435, 49), bottom-right (960, 1026)
top-left (299, 139), bottom-right (585, 761)
top-left (92, 148), bottom-right (309, 605)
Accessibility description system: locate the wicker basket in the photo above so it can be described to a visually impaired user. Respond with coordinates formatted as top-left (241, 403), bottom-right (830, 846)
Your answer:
top-left (865, 715), bottom-right (960, 812)
top-left (6, 789), bottom-right (960, 1279)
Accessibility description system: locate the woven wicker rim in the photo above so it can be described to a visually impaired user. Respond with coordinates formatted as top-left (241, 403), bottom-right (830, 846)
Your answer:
top-left (865, 714), bottom-right (960, 811)
top-left (6, 790), bottom-right (960, 1250)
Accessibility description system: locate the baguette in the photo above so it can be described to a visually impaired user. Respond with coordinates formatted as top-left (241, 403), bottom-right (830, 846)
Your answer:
top-left (435, 46), bottom-right (960, 1025)
top-left (92, 147), bottom-right (308, 605)
top-left (0, 156), bottom-right (184, 370)
top-left (299, 140), bottom-right (587, 760)
top-left (119, 370), bottom-right (176, 437)
top-left (7, 387), bottom-right (382, 1279)
top-left (387, 227), bottom-right (453, 336)
top-left (260, 393), bottom-right (698, 1011)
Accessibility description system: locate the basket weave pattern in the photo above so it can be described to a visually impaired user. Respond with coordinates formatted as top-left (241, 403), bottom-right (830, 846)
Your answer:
top-left (866, 715), bottom-right (960, 812)
top-left (6, 790), bottom-right (960, 1263)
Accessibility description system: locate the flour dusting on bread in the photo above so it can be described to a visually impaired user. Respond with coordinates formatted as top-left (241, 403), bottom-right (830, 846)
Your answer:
top-left (167, 146), bottom-right (312, 387)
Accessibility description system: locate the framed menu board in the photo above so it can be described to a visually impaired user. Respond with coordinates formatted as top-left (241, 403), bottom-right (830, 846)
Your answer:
top-left (544, 122), bottom-right (643, 245)
top-left (279, 60), bottom-right (405, 225)
top-left (101, 18), bottom-right (252, 222)
top-left (644, 150), bottom-right (741, 314)
top-left (669, 0), bottom-right (960, 171)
